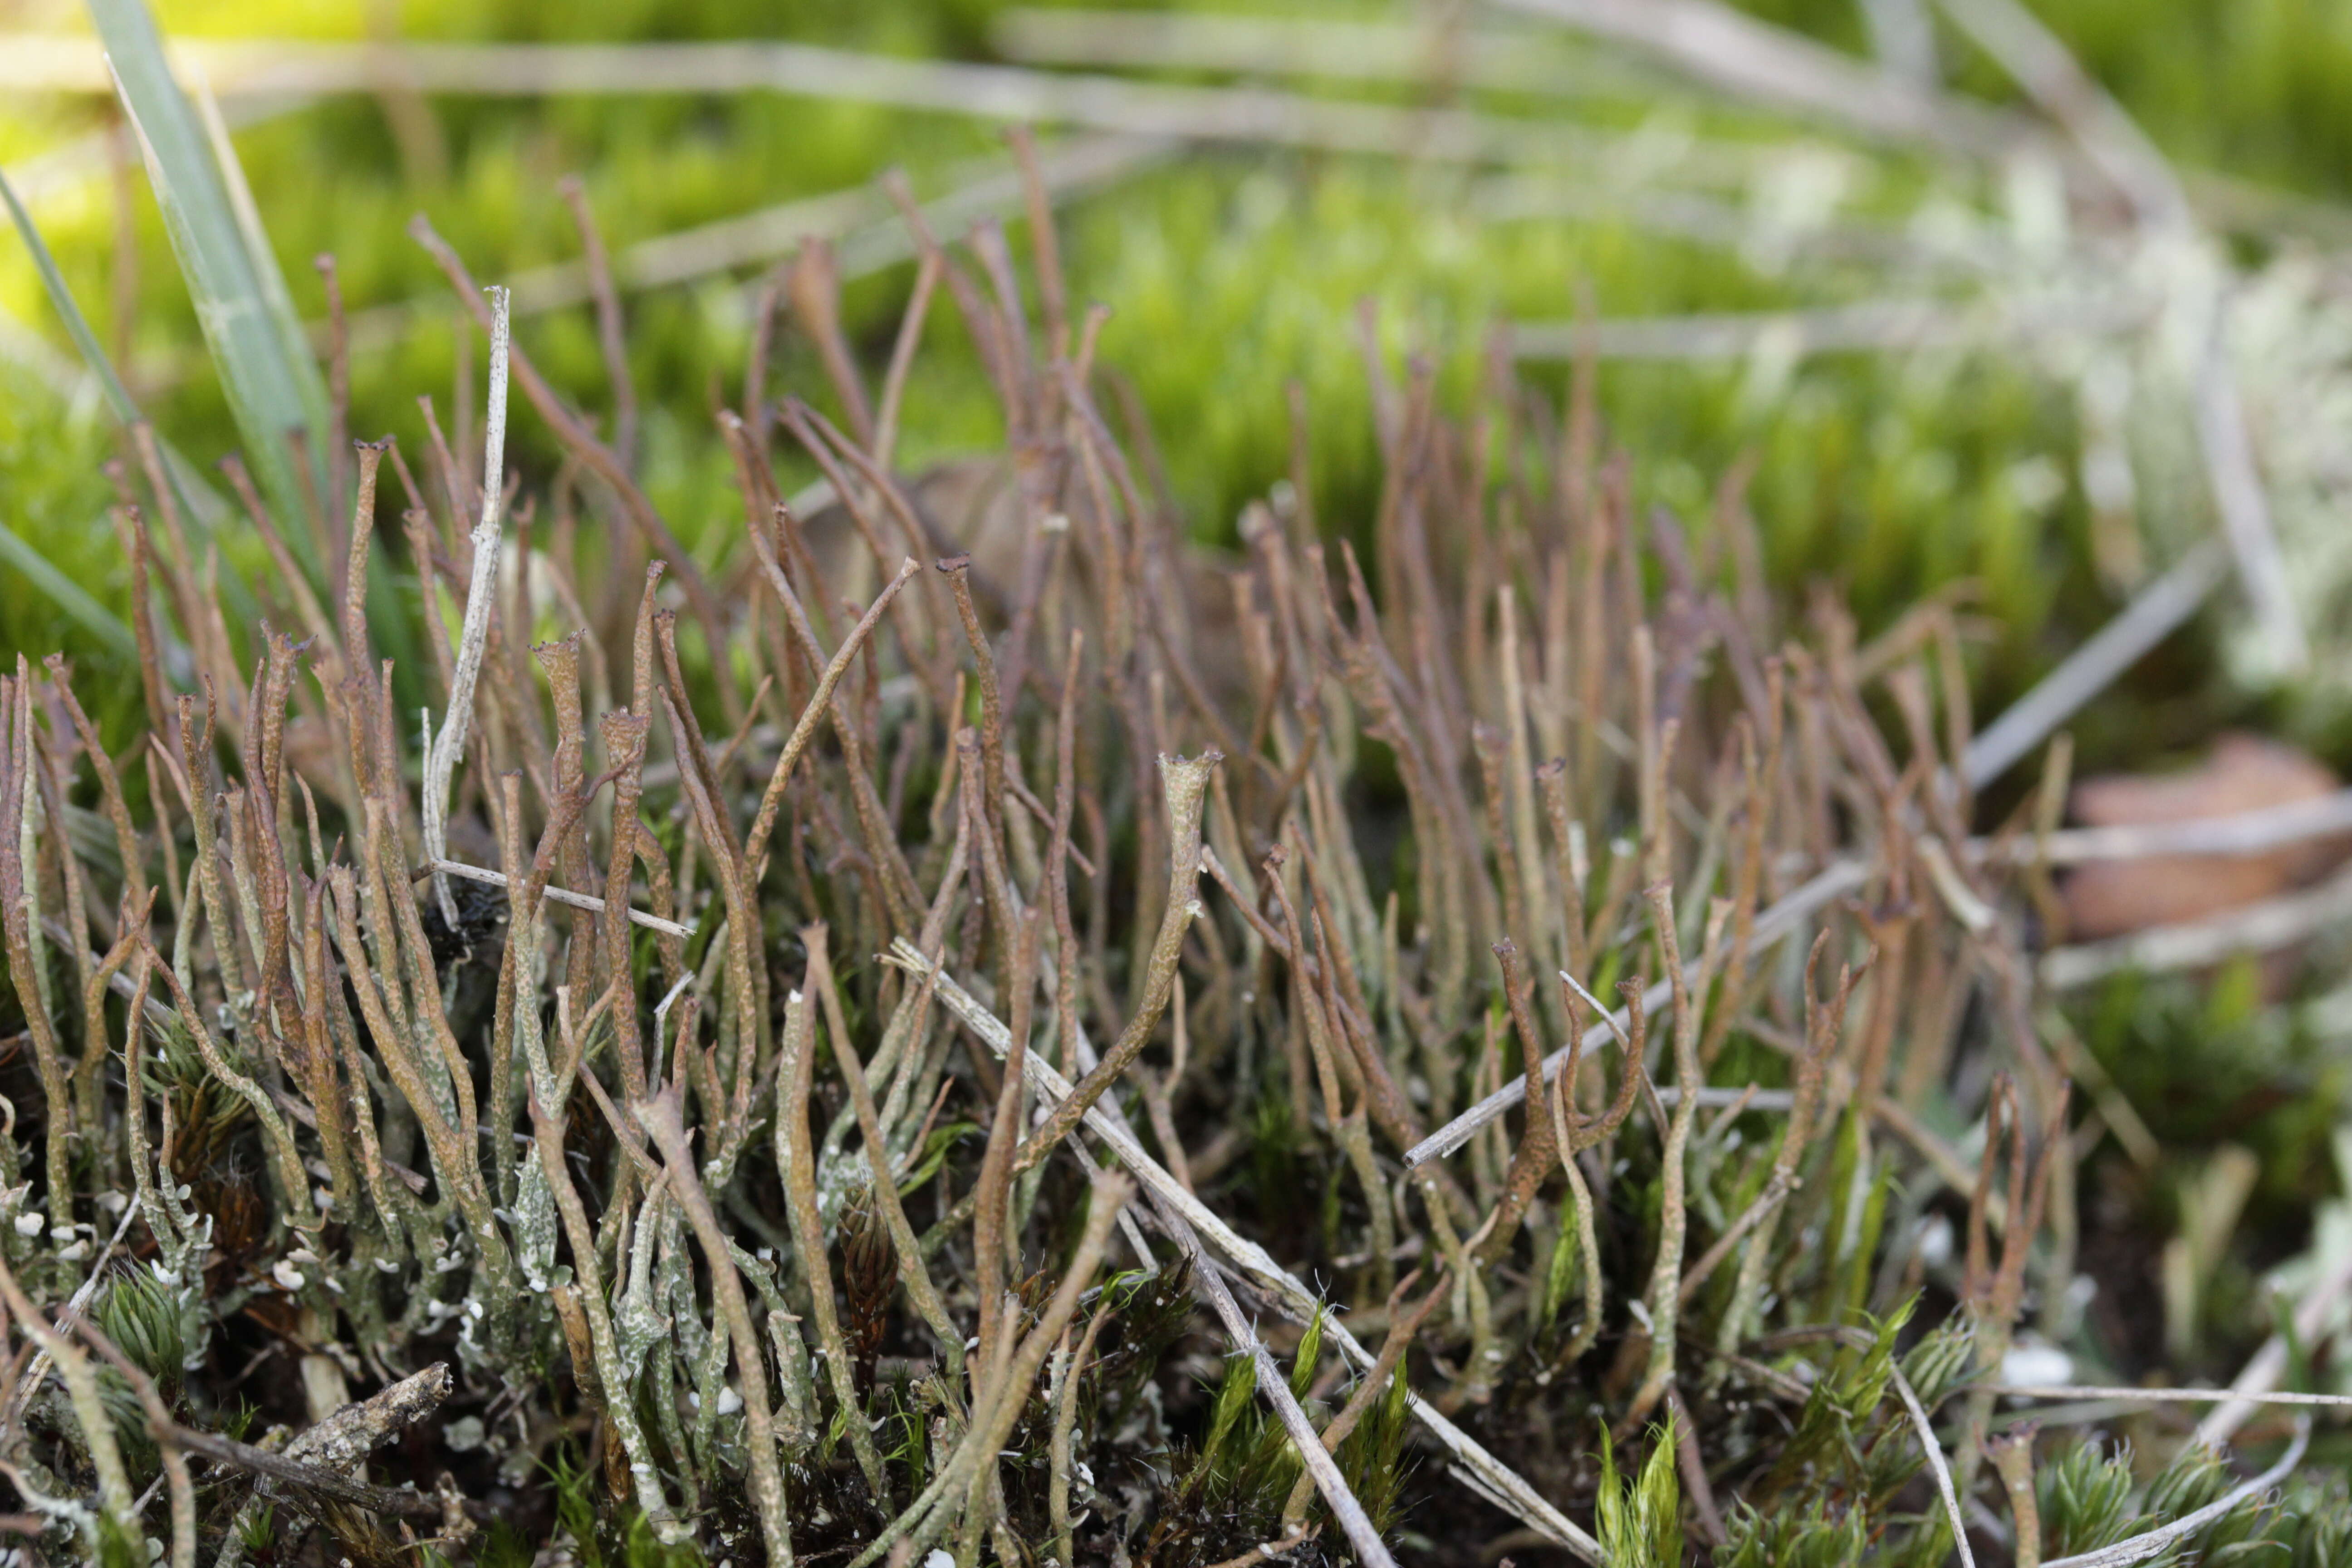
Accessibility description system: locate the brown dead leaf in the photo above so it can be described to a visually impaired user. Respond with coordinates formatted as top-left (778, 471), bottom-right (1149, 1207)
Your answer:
top-left (2061, 732), bottom-right (2350, 941)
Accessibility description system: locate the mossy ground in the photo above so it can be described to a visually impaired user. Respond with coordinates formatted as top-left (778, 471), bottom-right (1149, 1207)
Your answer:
top-left (2, 3), bottom-right (2350, 1562)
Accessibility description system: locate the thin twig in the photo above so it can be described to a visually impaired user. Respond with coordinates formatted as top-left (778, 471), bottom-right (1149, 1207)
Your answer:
top-left (1490, 0), bottom-right (2043, 161)
top-left (10, 35), bottom-right (1784, 176)
top-left (425, 856), bottom-right (694, 937)
top-left (1512, 291), bottom-right (2138, 363)
top-left (1961, 542), bottom-right (2227, 790)
top-left (343, 135), bottom-right (1171, 354)
top-left (992, 8), bottom-right (1628, 100)
top-left (1986, 1384), bottom-right (2352, 1409)
top-left (1891, 1363), bottom-right (1977, 1568)
top-left (2043, 1417), bottom-right (2309, 1568)
top-left (1198, 1530), bottom-right (1319, 1568)
top-left (1970, 787), bottom-right (2352, 866)
top-left (165, 1423), bottom-right (494, 1524)
top-left (421, 282), bottom-right (509, 925)
top-left (2189, 302), bottom-right (2308, 672)
top-left (2040, 861), bottom-right (2352, 988)
top-left (1933, 0), bottom-right (2184, 222)
top-left (1167, 1219), bottom-right (1399, 1568)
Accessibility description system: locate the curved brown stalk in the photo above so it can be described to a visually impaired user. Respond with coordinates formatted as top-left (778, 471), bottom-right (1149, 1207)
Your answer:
top-left (1014, 751), bottom-right (1219, 1175)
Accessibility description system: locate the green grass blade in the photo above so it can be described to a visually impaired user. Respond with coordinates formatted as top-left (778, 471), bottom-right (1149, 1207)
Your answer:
top-left (0, 170), bottom-right (140, 431)
top-left (188, 60), bottom-right (425, 681)
top-left (90, 0), bottom-right (331, 577)
top-left (0, 519), bottom-right (137, 658)
top-left (0, 164), bottom-right (230, 539)
top-left (190, 70), bottom-right (332, 457)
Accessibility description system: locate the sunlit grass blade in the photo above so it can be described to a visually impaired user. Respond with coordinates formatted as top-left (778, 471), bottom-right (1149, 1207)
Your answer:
top-left (1, 160), bottom-right (263, 634)
top-left (183, 58), bottom-right (423, 687)
top-left (189, 66), bottom-right (333, 465)
top-left (0, 519), bottom-right (137, 658)
top-left (0, 164), bottom-right (229, 538)
top-left (91, 0), bottom-right (331, 577)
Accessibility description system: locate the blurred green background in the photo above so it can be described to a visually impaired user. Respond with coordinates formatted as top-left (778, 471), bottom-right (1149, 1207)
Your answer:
top-left (5, 0), bottom-right (2346, 763)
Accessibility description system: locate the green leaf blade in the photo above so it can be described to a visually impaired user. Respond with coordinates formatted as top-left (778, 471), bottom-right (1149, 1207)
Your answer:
top-left (88, 0), bottom-right (331, 574)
